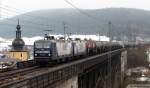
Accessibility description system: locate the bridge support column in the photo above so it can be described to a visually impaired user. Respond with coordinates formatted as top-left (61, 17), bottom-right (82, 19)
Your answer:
top-left (47, 75), bottom-right (78, 88)
top-left (78, 63), bottom-right (107, 88)
top-left (78, 50), bottom-right (127, 88)
top-left (120, 50), bottom-right (127, 87)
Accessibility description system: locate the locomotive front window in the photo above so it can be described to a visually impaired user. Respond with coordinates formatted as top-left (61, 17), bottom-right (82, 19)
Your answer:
top-left (35, 50), bottom-right (50, 53)
top-left (35, 43), bottom-right (43, 48)
top-left (43, 43), bottom-right (50, 48)
top-left (35, 42), bottom-right (50, 48)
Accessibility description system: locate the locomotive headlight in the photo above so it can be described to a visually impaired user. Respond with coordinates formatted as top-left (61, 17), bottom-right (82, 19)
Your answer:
top-left (34, 54), bottom-right (37, 56)
top-left (48, 54), bottom-right (51, 56)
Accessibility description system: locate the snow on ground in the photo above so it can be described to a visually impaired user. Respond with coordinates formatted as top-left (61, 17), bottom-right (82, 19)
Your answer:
top-left (0, 38), bottom-right (12, 51)
top-left (0, 37), bottom-right (6, 41)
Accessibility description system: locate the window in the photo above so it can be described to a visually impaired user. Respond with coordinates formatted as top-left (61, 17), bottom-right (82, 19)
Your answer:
top-left (21, 53), bottom-right (22, 57)
top-left (35, 42), bottom-right (50, 48)
top-left (43, 43), bottom-right (50, 48)
top-left (35, 43), bottom-right (43, 48)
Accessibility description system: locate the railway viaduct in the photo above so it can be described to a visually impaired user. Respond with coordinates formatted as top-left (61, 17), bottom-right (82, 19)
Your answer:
top-left (0, 48), bottom-right (127, 88)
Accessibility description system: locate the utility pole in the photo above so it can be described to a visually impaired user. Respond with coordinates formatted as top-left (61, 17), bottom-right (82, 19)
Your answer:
top-left (44, 29), bottom-right (52, 40)
top-left (44, 25), bottom-right (53, 35)
top-left (63, 22), bottom-right (67, 40)
top-left (67, 32), bottom-right (72, 40)
top-left (0, 0), bottom-right (2, 20)
top-left (99, 31), bottom-right (101, 41)
top-left (107, 21), bottom-right (112, 88)
top-left (44, 25), bottom-right (53, 38)
top-left (44, 29), bottom-right (52, 34)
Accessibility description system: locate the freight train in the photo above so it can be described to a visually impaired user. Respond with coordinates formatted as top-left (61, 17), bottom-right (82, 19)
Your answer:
top-left (34, 36), bottom-right (123, 65)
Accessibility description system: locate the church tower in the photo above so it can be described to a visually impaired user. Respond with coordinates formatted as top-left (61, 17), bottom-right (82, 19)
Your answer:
top-left (9, 20), bottom-right (29, 61)
top-left (12, 20), bottom-right (25, 50)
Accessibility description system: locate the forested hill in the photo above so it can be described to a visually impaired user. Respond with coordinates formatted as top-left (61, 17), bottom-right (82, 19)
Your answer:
top-left (1, 8), bottom-right (150, 38)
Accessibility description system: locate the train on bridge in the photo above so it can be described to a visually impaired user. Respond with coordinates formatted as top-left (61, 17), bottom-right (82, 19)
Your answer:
top-left (34, 36), bottom-right (123, 65)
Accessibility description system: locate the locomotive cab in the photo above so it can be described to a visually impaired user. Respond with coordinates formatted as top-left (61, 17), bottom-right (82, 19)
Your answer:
top-left (34, 40), bottom-right (57, 64)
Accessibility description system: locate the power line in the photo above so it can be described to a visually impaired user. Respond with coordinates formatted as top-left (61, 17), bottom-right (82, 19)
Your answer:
top-left (1, 4), bottom-right (62, 23)
top-left (0, 7), bottom-right (49, 27)
top-left (63, 0), bottom-right (100, 22)
top-left (0, 15), bottom-right (49, 31)
top-left (0, 3), bottom-right (103, 35)
top-left (0, 4), bottom-right (59, 30)
top-left (2, 3), bottom-right (99, 30)
top-left (63, 0), bottom-right (106, 36)
top-left (0, 4), bottom-right (78, 33)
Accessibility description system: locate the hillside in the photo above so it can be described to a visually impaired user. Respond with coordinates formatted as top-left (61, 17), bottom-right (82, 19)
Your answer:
top-left (0, 8), bottom-right (150, 39)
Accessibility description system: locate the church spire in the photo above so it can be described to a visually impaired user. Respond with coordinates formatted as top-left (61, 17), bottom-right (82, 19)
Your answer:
top-left (16, 19), bottom-right (21, 39)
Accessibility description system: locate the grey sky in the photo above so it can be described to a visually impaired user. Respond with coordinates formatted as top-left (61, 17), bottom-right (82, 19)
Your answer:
top-left (1, 0), bottom-right (150, 17)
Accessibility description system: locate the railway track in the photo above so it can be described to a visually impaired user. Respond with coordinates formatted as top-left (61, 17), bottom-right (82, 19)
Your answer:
top-left (0, 60), bottom-right (36, 72)
top-left (0, 56), bottom-right (77, 86)
top-left (0, 55), bottom-right (86, 86)
top-left (0, 61), bottom-right (65, 86)
top-left (0, 66), bottom-right (40, 85)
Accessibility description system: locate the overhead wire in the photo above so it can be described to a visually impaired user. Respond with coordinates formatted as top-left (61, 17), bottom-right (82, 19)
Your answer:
top-left (1, 4), bottom-right (62, 23)
top-left (0, 5), bottom-right (53, 31)
top-left (63, 0), bottom-right (106, 35)
top-left (0, 4), bottom-right (71, 33)
top-left (63, 0), bottom-right (100, 23)
top-left (0, 12), bottom-right (48, 30)
top-left (0, 2), bottom-right (101, 35)
top-left (1, 3), bottom-right (95, 30)
top-left (0, 6), bottom-right (49, 27)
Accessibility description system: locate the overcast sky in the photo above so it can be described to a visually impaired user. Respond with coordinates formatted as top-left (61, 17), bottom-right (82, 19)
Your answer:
top-left (1, 0), bottom-right (150, 17)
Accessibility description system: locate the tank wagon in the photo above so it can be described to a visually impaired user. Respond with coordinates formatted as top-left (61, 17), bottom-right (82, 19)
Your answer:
top-left (34, 36), bottom-right (123, 65)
